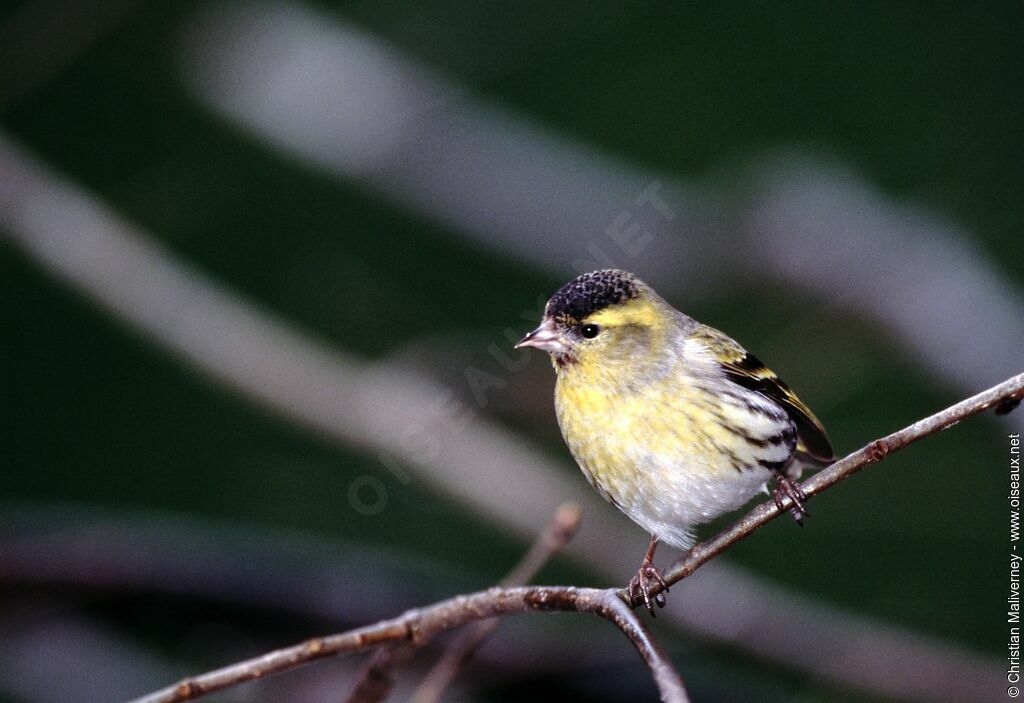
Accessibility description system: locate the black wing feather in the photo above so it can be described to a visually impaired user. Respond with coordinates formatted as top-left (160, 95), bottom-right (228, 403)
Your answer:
top-left (693, 325), bottom-right (835, 464)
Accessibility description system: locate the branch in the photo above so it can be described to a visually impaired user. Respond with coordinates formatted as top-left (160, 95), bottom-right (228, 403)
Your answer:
top-left (497, 502), bottom-right (585, 588)
top-left (129, 371), bottom-right (1022, 703)
top-left (342, 645), bottom-right (407, 703)
top-left (129, 586), bottom-right (688, 703)
top-left (409, 502), bottom-right (583, 703)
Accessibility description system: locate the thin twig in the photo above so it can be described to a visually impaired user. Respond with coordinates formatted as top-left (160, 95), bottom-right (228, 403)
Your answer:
top-left (594, 595), bottom-right (688, 703)
top-left (129, 371), bottom-right (1023, 703)
top-left (343, 645), bottom-right (407, 703)
top-left (498, 502), bottom-right (584, 588)
top-left (129, 586), bottom-right (688, 703)
top-left (409, 502), bottom-right (583, 703)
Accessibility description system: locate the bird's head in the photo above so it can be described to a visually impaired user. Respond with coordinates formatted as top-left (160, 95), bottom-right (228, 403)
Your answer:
top-left (516, 269), bottom-right (678, 371)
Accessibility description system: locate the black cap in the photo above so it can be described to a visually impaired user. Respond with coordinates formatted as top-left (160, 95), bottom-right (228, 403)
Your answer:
top-left (546, 269), bottom-right (641, 323)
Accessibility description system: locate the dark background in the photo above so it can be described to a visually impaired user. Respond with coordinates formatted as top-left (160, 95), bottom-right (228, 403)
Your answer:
top-left (2, 2), bottom-right (1022, 701)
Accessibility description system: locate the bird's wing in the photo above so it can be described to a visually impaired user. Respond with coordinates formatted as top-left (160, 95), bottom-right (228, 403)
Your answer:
top-left (693, 325), bottom-right (835, 463)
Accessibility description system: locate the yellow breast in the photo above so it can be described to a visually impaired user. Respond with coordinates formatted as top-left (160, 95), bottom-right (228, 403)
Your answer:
top-left (554, 352), bottom-right (788, 514)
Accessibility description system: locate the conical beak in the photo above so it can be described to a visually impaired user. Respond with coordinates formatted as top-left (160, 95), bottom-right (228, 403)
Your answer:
top-left (515, 318), bottom-right (567, 354)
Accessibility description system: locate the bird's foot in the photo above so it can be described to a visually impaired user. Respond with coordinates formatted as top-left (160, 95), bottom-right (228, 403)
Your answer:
top-left (628, 561), bottom-right (669, 616)
top-left (773, 475), bottom-right (809, 524)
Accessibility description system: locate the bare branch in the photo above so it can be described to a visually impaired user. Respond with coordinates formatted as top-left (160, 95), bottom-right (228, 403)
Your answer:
top-left (129, 586), bottom-right (688, 703)
top-left (595, 596), bottom-right (689, 703)
top-left (343, 645), bottom-right (408, 703)
top-left (498, 502), bottom-right (584, 588)
top-left (409, 502), bottom-right (583, 703)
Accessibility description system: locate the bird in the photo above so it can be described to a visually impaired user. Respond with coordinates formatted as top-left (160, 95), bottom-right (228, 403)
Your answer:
top-left (516, 269), bottom-right (834, 613)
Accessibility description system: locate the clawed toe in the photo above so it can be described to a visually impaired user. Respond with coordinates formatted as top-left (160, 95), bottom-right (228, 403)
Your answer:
top-left (773, 475), bottom-right (809, 524)
top-left (628, 562), bottom-right (669, 616)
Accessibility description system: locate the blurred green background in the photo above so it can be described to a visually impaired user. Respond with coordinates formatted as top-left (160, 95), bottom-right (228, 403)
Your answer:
top-left (1, 2), bottom-right (1021, 702)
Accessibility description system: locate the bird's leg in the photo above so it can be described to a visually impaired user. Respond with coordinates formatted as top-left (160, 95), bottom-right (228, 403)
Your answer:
top-left (773, 474), bottom-right (809, 524)
top-left (627, 535), bottom-right (668, 616)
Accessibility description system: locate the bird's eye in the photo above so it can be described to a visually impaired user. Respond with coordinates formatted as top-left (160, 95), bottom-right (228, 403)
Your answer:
top-left (580, 324), bottom-right (601, 339)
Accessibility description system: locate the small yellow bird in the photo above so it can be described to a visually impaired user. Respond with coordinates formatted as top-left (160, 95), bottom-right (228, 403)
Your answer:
top-left (517, 269), bottom-right (833, 612)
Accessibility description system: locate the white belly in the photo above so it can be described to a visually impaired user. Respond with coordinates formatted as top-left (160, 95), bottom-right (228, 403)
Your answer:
top-left (615, 459), bottom-right (773, 549)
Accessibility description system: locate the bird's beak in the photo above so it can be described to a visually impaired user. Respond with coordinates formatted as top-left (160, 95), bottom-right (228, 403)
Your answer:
top-left (516, 318), bottom-right (567, 354)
